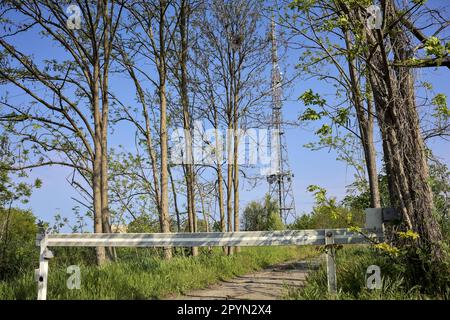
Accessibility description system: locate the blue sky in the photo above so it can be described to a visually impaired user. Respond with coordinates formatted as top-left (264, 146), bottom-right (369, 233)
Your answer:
top-left (2, 1), bottom-right (449, 229)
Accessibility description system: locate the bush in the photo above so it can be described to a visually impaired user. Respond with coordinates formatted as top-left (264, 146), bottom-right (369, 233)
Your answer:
top-left (0, 208), bottom-right (39, 281)
top-left (128, 215), bottom-right (160, 233)
top-left (290, 205), bottom-right (365, 230)
top-left (0, 209), bottom-right (97, 281)
top-left (242, 195), bottom-right (284, 231)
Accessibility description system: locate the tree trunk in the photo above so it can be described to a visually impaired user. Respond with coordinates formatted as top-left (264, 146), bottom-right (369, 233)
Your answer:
top-left (185, 164), bottom-right (198, 256)
top-left (198, 183), bottom-right (210, 233)
top-left (101, 0), bottom-right (115, 261)
top-left (159, 0), bottom-right (172, 260)
top-left (233, 92), bottom-right (240, 254)
top-left (342, 27), bottom-right (381, 208)
top-left (363, 0), bottom-right (443, 260)
top-left (143, 99), bottom-right (161, 215)
top-left (214, 117), bottom-right (226, 232)
top-left (216, 146), bottom-right (226, 232)
top-left (213, 95), bottom-right (226, 253)
top-left (226, 125), bottom-right (234, 256)
top-left (93, 61), bottom-right (107, 266)
top-left (179, 0), bottom-right (198, 256)
top-left (169, 165), bottom-right (181, 232)
top-left (159, 80), bottom-right (172, 260)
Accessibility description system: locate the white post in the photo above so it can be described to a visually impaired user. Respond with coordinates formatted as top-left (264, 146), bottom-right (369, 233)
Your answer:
top-left (325, 230), bottom-right (337, 294)
top-left (36, 232), bottom-right (50, 300)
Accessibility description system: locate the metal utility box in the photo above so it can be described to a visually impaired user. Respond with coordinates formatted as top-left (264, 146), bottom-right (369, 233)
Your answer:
top-left (364, 207), bottom-right (401, 231)
top-left (364, 208), bottom-right (383, 231)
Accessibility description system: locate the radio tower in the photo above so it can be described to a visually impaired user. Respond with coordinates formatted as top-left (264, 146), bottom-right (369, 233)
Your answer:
top-left (267, 18), bottom-right (296, 223)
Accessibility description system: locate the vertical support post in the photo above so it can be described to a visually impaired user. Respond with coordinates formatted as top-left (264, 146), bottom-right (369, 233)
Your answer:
top-left (325, 230), bottom-right (337, 294)
top-left (36, 232), bottom-right (50, 300)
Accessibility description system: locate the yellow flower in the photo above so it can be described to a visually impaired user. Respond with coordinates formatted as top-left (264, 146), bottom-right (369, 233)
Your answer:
top-left (374, 243), bottom-right (400, 256)
top-left (397, 230), bottom-right (420, 240)
top-left (348, 226), bottom-right (361, 233)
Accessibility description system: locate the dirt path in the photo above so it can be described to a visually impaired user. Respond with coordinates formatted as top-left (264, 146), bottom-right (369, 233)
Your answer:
top-left (172, 260), bottom-right (319, 300)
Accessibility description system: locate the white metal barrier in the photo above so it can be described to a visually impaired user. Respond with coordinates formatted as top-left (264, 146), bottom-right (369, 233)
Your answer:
top-left (35, 222), bottom-right (384, 300)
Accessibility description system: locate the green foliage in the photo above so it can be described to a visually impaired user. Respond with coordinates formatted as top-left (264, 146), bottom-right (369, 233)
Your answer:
top-left (315, 124), bottom-right (332, 136)
top-left (0, 134), bottom-right (42, 207)
top-left (333, 108), bottom-right (350, 126)
top-left (299, 89), bottom-right (326, 107)
top-left (306, 185), bottom-right (329, 204)
top-left (288, 0), bottom-right (315, 12)
top-left (128, 214), bottom-right (160, 233)
top-left (290, 205), bottom-right (365, 230)
top-left (293, 172), bottom-right (450, 299)
top-left (0, 246), bottom-right (317, 299)
top-left (424, 37), bottom-right (447, 58)
top-left (299, 108), bottom-right (325, 121)
top-left (291, 185), bottom-right (365, 230)
top-left (343, 174), bottom-right (391, 209)
top-left (373, 242), bottom-right (400, 256)
top-left (0, 208), bottom-right (38, 281)
top-left (242, 201), bottom-right (264, 231)
top-left (242, 195), bottom-right (284, 231)
top-left (266, 211), bottom-right (284, 231)
top-left (341, 163), bottom-right (448, 233)
top-left (428, 161), bottom-right (449, 237)
top-left (290, 185), bottom-right (365, 229)
top-left (337, 15), bottom-right (349, 28)
top-left (421, 81), bottom-right (433, 90)
top-left (108, 148), bottom-right (160, 226)
top-left (286, 246), bottom-right (449, 300)
top-left (432, 93), bottom-right (450, 118)
top-left (289, 176), bottom-right (450, 299)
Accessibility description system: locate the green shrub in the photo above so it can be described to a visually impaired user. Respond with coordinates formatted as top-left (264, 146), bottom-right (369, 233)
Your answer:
top-left (290, 206), bottom-right (365, 230)
top-left (242, 195), bottom-right (284, 231)
top-left (286, 245), bottom-right (450, 300)
top-left (0, 208), bottom-right (39, 281)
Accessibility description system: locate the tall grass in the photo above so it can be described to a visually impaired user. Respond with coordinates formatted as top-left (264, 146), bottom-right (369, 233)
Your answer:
top-left (286, 245), bottom-right (449, 300)
top-left (0, 246), bottom-right (316, 300)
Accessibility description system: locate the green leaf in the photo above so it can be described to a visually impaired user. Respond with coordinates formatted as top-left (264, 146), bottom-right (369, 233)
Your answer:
top-left (299, 89), bottom-right (326, 107)
top-left (424, 37), bottom-right (446, 58)
top-left (299, 108), bottom-right (324, 121)
top-left (432, 93), bottom-right (449, 118)
top-left (315, 124), bottom-right (332, 136)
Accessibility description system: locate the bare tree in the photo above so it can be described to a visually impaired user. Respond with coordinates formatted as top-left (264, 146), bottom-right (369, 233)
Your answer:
top-left (116, 0), bottom-right (181, 259)
top-left (0, 0), bottom-right (124, 265)
top-left (192, 0), bottom-right (270, 254)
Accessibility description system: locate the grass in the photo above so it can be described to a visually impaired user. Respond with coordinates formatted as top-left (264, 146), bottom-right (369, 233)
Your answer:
top-left (285, 245), bottom-right (450, 300)
top-left (0, 246), bottom-right (317, 300)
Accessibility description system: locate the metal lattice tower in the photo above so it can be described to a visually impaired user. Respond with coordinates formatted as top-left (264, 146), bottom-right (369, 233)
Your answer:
top-left (266, 18), bottom-right (296, 223)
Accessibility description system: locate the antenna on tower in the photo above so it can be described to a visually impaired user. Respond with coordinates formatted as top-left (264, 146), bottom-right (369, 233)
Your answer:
top-left (267, 17), bottom-right (296, 223)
